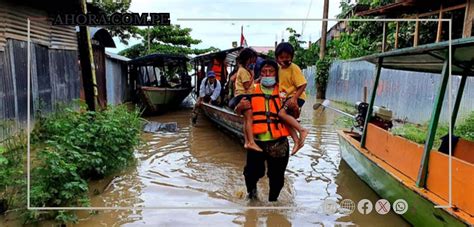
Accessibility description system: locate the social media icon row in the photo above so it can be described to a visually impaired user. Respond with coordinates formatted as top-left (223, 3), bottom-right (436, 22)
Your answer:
top-left (322, 198), bottom-right (408, 215)
top-left (358, 199), bottom-right (408, 215)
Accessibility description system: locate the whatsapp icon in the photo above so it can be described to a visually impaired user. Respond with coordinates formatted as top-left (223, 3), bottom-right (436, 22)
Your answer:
top-left (393, 199), bottom-right (408, 214)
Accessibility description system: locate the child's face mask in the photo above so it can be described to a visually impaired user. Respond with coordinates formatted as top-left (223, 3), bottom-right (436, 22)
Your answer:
top-left (277, 52), bottom-right (293, 68)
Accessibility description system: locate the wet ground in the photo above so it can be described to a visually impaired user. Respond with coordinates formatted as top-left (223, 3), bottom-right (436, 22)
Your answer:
top-left (1, 97), bottom-right (410, 226)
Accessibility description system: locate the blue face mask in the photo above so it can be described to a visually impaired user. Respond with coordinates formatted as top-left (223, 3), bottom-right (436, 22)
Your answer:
top-left (261, 77), bottom-right (276, 87)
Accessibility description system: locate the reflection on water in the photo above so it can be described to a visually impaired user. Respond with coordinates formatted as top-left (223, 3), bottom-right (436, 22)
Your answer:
top-left (0, 97), bottom-right (410, 226)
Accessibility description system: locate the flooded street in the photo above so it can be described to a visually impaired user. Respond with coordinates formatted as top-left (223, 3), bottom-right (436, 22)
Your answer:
top-left (0, 97), bottom-right (409, 226)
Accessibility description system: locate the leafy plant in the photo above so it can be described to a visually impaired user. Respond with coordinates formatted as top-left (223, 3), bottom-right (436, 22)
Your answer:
top-left (25, 104), bottom-right (143, 223)
top-left (0, 122), bottom-right (26, 215)
top-left (315, 57), bottom-right (332, 99)
top-left (391, 123), bottom-right (449, 150)
top-left (456, 112), bottom-right (474, 142)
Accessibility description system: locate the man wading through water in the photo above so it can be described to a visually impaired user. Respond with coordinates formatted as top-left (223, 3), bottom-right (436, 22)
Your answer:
top-left (236, 60), bottom-right (290, 201)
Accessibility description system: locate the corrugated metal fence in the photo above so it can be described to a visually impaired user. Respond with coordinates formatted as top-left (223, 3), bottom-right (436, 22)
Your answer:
top-left (322, 60), bottom-right (474, 124)
top-left (106, 57), bottom-right (130, 105)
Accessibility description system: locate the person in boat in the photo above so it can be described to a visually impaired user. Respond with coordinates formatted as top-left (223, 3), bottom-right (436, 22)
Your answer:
top-left (229, 48), bottom-right (262, 152)
top-left (191, 71), bottom-right (222, 124)
top-left (210, 57), bottom-right (228, 82)
top-left (274, 42), bottom-right (309, 155)
top-left (159, 72), bottom-right (171, 88)
top-left (198, 71), bottom-right (222, 105)
top-left (224, 67), bottom-right (239, 105)
top-left (241, 59), bottom-right (290, 201)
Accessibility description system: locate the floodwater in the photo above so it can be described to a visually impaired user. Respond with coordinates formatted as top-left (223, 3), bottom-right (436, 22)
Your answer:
top-left (1, 97), bottom-right (410, 226)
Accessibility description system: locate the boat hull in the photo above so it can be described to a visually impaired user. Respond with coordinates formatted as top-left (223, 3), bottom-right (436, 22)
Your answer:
top-left (200, 103), bottom-right (244, 139)
top-left (337, 131), bottom-right (467, 226)
top-left (140, 86), bottom-right (192, 113)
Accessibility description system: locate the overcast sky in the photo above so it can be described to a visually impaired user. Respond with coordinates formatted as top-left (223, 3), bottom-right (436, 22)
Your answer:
top-left (107, 0), bottom-right (342, 54)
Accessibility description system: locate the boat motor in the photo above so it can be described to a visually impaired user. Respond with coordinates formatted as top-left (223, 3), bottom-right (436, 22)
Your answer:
top-left (354, 102), bottom-right (393, 131)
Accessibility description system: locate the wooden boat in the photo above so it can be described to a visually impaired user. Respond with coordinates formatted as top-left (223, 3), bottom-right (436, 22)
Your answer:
top-left (191, 47), bottom-right (273, 131)
top-left (190, 47), bottom-right (245, 134)
top-left (129, 53), bottom-right (192, 113)
top-left (191, 47), bottom-right (272, 136)
top-left (335, 38), bottom-right (474, 226)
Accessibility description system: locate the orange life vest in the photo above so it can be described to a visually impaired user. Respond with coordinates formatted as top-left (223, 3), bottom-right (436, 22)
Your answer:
top-left (250, 84), bottom-right (290, 139)
top-left (211, 59), bottom-right (225, 81)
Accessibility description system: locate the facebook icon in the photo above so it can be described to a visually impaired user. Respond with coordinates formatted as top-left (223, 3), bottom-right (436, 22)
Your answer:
top-left (357, 199), bottom-right (373, 214)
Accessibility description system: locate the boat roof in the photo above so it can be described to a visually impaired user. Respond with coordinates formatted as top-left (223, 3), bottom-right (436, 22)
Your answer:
top-left (353, 37), bottom-right (474, 76)
top-left (191, 47), bottom-right (243, 66)
top-left (129, 53), bottom-right (189, 66)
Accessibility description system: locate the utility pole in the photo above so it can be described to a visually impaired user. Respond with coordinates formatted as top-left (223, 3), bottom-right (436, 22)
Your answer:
top-left (317, 0), bottom-right (329, 99)
top-left (78, 0), bottom-right (99, 111)
top-left (319, 0), bottom-right (329, 59)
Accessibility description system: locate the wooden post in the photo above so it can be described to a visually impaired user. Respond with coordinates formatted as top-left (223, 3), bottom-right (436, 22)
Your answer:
top-left (452, 63), bottom-right (472, 131)
top-left (317, 0), bottom-right (329, 100)
top-left (319, 0), bottom-right (329, 60)
top-left (416, 53), bottom-right (451, 188)
top-left (463, 0), bottom-right (474, 38)
top-left (414, 15), bottom-right (420, 47)
top-left (395, 21), bottom-right (400, 49)
top-left (382, 22), bottom-right (387, 52)
top-left (363, 86), bottom-right (368, 102)
top-left (78, 0), bottom-right (99, 111)
top-left (361, 57), bottom-right (383, 148)
top-left (436, 5), bottom-right (443, 42)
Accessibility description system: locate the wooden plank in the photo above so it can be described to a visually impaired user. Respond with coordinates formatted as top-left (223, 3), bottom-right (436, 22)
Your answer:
top-left (464, 0), bottom-right (474, 38)
top-left (414, 15), bottom-right (419, 47)
top-left (395, 21), bottom-right (399, 49)
top-left (417, 3), bottom-right (466, 18)
top-left (382, 22), bottom-right (387, 52)
top-left (436, 5), bottom-right (443, 43)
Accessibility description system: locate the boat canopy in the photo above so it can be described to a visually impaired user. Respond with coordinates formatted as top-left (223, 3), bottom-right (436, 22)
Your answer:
top-left (353, 37), bottom-right (474, 76)
top-left (129, 53), bottom-right (189, 67)
top-left (191, 47), bottom-right (243, 66)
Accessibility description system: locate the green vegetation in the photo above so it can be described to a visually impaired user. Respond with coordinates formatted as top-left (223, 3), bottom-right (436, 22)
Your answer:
top-left (334, 116), bottom-right (355, 129)
top-left (0, 121), bottom-right (26, 215)
top-left (391, 124), bottom-right (448, 150)
top-left (118, 25), bottom-right (219, 59)
top-left (0, 103), bottom-right (143, 224)
top-left (455, 112), bottom-right (474, 142)
top-left (391, 112), bottom-right (474, 149)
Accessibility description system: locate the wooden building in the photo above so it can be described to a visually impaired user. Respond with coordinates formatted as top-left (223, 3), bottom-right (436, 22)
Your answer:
top-left (356, 0), bottom-right (474, 50)
top-left (0, 0), bottom-right (81, 125)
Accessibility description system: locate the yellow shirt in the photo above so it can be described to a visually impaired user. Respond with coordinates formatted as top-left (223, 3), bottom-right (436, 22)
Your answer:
top-left (234, 66), bottom-right (255, 96)
top-left (278, 63), bottom-right (307, 100)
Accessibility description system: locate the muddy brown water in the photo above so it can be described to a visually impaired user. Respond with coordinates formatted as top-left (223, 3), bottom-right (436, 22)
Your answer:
top-left (1, 97), bottom-right (409, 226)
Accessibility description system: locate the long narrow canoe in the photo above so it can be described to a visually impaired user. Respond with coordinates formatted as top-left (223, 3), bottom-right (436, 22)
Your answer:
top-left (200, 102), bottom-right (244, 139)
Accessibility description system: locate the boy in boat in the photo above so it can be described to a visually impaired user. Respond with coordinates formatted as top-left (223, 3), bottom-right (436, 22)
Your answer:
top-left (229, 48), bottom-right (262, 152)
top-left (275, 42), bottom-right (309, 155)
top-left (242, 59), bottom-right (290, 201)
